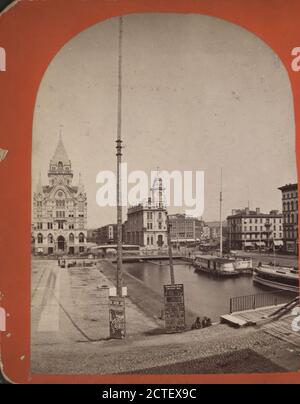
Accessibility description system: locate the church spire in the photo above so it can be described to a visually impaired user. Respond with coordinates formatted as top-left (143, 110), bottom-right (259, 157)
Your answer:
top-left (48, 127), bottom-right (73, 186)
top-left (51, 127), bottom-right (70, 165)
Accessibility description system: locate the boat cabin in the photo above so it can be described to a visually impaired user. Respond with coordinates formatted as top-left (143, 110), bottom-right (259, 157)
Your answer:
top-left (195, 255), bottom-right (236, 273)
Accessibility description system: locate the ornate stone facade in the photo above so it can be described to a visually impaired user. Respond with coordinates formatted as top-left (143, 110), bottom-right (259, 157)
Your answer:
top-left (32, 135), bottom-right (87, 255)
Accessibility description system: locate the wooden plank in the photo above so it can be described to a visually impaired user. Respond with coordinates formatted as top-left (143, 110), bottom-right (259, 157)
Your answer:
top-left (220, 314), bottom-right (248, 328)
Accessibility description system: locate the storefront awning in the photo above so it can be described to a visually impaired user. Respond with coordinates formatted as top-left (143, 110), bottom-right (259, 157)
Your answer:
top-left (244, 242), bottom-right (254, 247)
top-left (255, 242), bottom-right (266, 247)
top-left (273, 240), bottom-right (283, 246)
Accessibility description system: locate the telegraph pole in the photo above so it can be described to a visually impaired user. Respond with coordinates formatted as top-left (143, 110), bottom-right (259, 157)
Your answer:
top-left (116, 16), bottom-right (123, 297)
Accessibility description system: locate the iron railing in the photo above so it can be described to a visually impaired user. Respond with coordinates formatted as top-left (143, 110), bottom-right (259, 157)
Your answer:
top-left (229, 291), bottom-right (295, 314)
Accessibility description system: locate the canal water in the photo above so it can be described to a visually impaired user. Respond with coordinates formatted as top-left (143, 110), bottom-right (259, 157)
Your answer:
top-left (124, 261), bottom-right (277, 322)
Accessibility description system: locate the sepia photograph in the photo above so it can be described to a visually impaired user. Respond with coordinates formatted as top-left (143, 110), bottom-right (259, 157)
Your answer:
top-left (30, 12), bottom-right (299, 375)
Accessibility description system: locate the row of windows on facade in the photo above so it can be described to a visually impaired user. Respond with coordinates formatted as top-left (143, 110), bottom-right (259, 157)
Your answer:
top-left (50, 162), bottom-right (71, 171)
top-left (231, 225), bottom-right (283, 232)
top-left (283, 230), bottom-right (298, 239)
top-left (147, 212), bottom-right (164, 220)
top-left (54, 211), bottom-right (85, 218)
top-left (36, 211), bottom-right (85, 217)
top-left (282, 192), bottom-right (298, 200)
top-left (233, 230), bottom-right (297, 240)
top-left (233, 233), bottom-right (282, 240)
top-left (36, 201), bottom-right (86, 209)
top-left (47, 246), bottom-right (86, 253)
top-left (36, 222), bottom-right (84, 230)
top-left (283, 201), bottom-right (298, 211)
top-left (171, 233), bottom-right (195, 239)
top-left (229, 218), bottom-right (282, 225)
top-left (171, 224), bottom-right (196, 231)
top-left (283, 214), bottom-right (298, 224)
top-left (36, 233), bottom-right (85, 244)
top-left (147, 222), bottom-right (165, 230)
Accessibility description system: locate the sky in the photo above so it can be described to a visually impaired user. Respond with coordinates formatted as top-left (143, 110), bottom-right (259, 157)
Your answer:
top-left (32, 13), bottom-right (297, 228)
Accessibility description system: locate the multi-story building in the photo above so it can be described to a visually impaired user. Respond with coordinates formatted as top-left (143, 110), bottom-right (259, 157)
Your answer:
top-left (169, 214), bottom-right (203, 245)
top-left (87, 229), bottom-right (98, 243)
top-left (278, 183), bottom-right (298, 255)
top-left (202, 226), bottom-right (211, 240)
top-left (96, 224), bottom-right (118, 245)
top-left (227, 208), bottom-right (283, 250)
top-left (32, 135), bottom-right (88, 255)
top-left (206, 221), bottom-right (227, 241)
top-left (124, 178), bottom-right (168, 249)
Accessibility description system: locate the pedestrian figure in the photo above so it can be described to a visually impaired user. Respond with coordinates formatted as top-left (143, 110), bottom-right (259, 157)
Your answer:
top-left (202, 316), bottom-right (212, 328)
top-left (192, 317), bottom-right (202, 330)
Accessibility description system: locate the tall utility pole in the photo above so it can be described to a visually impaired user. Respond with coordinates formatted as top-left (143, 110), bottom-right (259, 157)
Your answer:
top-left (219, 168), bottom-right (223, 258)
top-left (167, 216), bottom-right (175, 285)
top-left (116, 16), bottom-right (123, 297)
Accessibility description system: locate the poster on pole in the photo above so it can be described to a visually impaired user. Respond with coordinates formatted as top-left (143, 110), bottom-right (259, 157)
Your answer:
top-left (164, 284), bottom-right (186, 333)
top-left (109, 296), bottom-right (126, 339)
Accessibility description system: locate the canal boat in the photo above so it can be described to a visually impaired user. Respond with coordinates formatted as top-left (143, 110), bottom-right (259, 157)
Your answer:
top-left (232, 257), bottom-right (253, 275)
top-left (253, 264), bottom-right (299, 293)
top-left (193, 255), bottom-right (240, 278)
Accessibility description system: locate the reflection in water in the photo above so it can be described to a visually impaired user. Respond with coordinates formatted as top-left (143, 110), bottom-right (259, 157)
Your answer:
top-left (123, 262), bottom-right (280, 321)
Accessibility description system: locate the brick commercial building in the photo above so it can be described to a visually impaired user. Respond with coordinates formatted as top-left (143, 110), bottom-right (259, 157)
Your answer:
top-left (32, 135), bottom-right (88, 255)
top-left (168, 214), bottom-right (203, 245)
top-left (96, 224), bottom-right (118, 245)
top-left (227, 208), bottom-right (283, 251)
top-left (278, 183), bottom-right (298, 255)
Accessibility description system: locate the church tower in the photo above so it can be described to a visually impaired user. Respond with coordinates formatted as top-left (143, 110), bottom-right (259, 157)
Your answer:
top-left (48, 133), bottom-right (73, 187)
top-left (32, 133), bottom-right (88, 256)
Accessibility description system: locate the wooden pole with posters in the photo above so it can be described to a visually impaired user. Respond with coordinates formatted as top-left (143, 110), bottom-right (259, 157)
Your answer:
top-left (116, 16), bottom-right (123, 298)
top-left (109, 16), bottom-right (126, 340)
top-left (164, 215), bottom-right (185, 333)
top-left (167, 215), bottom-right (175, 285)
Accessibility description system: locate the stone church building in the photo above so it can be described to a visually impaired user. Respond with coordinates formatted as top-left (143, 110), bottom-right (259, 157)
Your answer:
top-left (32, 135), bottom-right (87, 255)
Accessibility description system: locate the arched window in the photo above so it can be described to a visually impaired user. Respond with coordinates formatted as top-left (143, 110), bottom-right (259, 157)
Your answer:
top-left (58, 161), bottom-right (63, 171)
top-left (48, 234), bottom-right (53, 244)
top-left (69, 233), bottom-right (75, 243)
top-left (283, 202), bottom-right (286, 212)
top-left (79, 233), bottom-right (85, 243)
top-left (287, 202), bottom-right (290, 212)
top-left (38, 234), bottom-right (43, 244)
